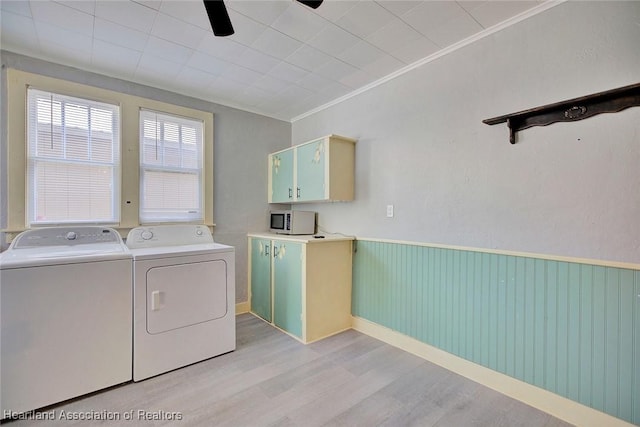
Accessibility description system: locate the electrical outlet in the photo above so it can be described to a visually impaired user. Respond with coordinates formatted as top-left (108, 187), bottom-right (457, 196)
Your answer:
top-left (386, 204), bottom-right (394, 218)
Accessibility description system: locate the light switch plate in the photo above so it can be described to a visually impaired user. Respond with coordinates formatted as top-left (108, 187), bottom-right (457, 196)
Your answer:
top-left (386, 204), bottom-right (394, 218)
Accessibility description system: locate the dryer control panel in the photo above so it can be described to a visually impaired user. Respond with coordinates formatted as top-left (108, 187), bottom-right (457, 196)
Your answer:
top-left (126, 225), bottom-right (213, 248)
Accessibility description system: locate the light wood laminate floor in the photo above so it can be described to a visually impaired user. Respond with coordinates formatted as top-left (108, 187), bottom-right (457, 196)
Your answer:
top-left (6, 314), bottom-right (572, 426)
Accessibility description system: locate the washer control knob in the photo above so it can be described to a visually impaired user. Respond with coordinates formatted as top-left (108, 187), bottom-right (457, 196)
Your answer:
top-left (196, 229), bottom-right (203, 236)
top-left (140, 230), bottom-right (154, 240)
top-left (65, 231), bottom-right (77, 240)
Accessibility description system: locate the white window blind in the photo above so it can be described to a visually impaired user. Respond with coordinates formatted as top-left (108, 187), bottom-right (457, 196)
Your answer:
top-left (139, 109), bottom-right (204, 223)
top-left (27, 88), bottom-right (121, 225)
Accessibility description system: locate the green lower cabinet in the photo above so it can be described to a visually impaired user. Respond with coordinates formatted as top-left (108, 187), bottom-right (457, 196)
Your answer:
top-left (250, 238), bottom-right (272, 322)
top-left (273, 242), bottom-right (303, 338)
top-left (249, 234), bottom-right (353, 344)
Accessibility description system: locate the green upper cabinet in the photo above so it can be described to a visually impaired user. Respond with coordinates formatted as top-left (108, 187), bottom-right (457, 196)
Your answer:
top-left (272, 241), bottom-right (303, 338)
top-left (296, 139), bottom-right (326, 202)
top-left (250, 238), bottom-right (272, 322)
top-left (268, 134), bottom-right (356, 204)
top-left (269, 149), bottom-right (294, 203)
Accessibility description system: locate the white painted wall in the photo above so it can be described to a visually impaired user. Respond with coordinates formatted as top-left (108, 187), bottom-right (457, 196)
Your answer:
top-left (0, 51), bottom-right (291, 303)
top-left (292, 1), bottom-right (640, 264)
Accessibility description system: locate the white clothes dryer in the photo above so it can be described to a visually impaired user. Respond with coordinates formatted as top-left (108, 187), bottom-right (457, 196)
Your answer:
top-left (126, 225), bottom-right (235, 381)
top-left (0, 227), bottom-right (132, 417)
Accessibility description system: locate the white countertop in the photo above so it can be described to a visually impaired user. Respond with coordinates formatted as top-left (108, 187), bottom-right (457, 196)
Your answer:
top-left (247, 232), bottom-right (354, 243)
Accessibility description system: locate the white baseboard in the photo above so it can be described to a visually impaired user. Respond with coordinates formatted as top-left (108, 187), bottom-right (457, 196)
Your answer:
top-left (351, 316), bottom-right (633, 427)
top-left (235, 301), bottom-right (250, 315)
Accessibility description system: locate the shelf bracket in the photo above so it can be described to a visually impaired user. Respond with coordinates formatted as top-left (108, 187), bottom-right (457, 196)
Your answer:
top-left (483, 83), bottom-right (640, 144)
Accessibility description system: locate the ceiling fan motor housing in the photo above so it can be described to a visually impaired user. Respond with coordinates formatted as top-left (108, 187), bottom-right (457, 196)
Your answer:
top-left (204, 0), bottom-right (323, 37)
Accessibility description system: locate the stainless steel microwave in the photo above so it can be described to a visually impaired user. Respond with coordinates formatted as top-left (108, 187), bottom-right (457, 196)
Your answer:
top-left (270, 210), bottom-right (316, 235)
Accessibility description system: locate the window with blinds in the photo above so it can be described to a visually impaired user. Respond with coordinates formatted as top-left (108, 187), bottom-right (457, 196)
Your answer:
top-left (26, 88), bottom-right (121, 225)
top-left (139, 109), bottom-right (204, 223)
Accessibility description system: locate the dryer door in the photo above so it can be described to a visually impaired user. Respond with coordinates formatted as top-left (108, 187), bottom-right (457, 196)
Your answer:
top-left (146, 260), bottom-right (228, 334)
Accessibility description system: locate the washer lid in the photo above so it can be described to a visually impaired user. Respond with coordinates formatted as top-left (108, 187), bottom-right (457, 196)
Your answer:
top-left (0, 243), bottom-right (132, 269)
top-left (0, 227), bottom-right (131, 269)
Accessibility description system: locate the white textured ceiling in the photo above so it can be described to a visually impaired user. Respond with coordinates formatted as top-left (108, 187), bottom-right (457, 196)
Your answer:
top-left (1, 0), bottom-right (548, 121)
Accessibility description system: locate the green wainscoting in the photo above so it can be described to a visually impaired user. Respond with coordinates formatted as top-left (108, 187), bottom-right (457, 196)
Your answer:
top-left (352, 240), bottom-right (640, 424)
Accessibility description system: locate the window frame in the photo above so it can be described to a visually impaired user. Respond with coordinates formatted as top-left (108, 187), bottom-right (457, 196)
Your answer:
top-left (139, 108), bottom-right (205, 224)
top-left (26, 87), bottom-right (122, 226)
top-left (4, 69), bottom-right (214, 239)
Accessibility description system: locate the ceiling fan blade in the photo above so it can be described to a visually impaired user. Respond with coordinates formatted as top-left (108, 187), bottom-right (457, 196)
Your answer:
top-left (296, 0), bottom-right (323, 9)
top-left (203, 0), bottom-right (234, 37)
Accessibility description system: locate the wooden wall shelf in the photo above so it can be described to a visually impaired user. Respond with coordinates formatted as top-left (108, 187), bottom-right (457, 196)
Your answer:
top-left (483, 83), bottom-right (640, 144)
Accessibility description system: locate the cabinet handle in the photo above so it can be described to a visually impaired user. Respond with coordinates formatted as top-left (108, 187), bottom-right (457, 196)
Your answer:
top-left (297, 187), bottom-right (301, 198)
top-left (288, 188), bottom-right (293, 199)
top-left (265, 245), bottom-right (270, 256)
top-left (273, 246), bottom-right (278, 258)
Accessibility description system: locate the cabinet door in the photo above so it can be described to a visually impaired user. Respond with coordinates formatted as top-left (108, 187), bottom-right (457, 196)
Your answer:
top-left (273, 241), bottom-right (303, 338)
top-left (269, 149), bottom-right (294, 203)
top-left (250, 238), bottom-right (272, 322)
top-left (295, 140), bottom-right (326, 202)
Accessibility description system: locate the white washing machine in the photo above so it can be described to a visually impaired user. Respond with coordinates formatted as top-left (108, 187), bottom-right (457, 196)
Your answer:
top-left (126, 225), bottom-right (235, 381)
top-left (0, 227), bottom-right (132, 417)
